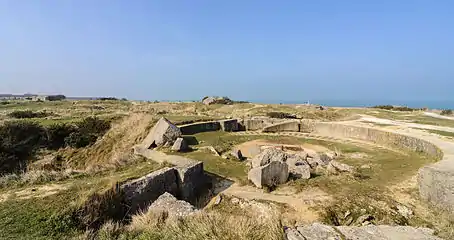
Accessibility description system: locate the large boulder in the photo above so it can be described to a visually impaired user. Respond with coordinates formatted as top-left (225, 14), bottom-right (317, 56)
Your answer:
top-left (286, 153), bottom-right (311, 179)
top-left (147, 192), bottom-right (198, 218)
top-left (248, 161), bottom-right (289, 188)
top-left (251, 148), bottom-right (288, 168)
top-left (171, 137), bottom-right (188, 152)
top-left (142, 117), bottom-right (181, 148)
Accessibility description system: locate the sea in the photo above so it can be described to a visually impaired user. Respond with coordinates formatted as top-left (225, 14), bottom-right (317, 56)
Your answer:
top-left (247, 99), bottom-right (454, 110)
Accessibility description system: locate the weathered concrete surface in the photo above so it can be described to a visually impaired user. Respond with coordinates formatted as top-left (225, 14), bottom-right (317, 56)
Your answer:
top-left (218, 119), bottom-right (239, 132)
top-left (121, 167), bottom-right (179, 214)
top-left (286, 223), bottom-right (442, 240)
top-left (142, 117), bottom-right (181, 148)
top-left (262, 120), bottom-right (300, 133)
top-left (312, 118), bottom-right (454, 217)
top-left (312, 122), bottom-right (442, 157)
top-left (132, 146), bottom-right (206, 203)
top-left (147, 192), bottom-right (198, 218)
top-left (248, 161), bottom-right (289, 188)
top-left (251, 147), bottom-right (288, 168)
top-left (171, 137), bottom-right (188, 152)
top-left (179, 121), bottom-right (221, 135)
top-left (175, 161), bottom-right (205, 201)
top-left (240, 117), bottom-right (286, 131)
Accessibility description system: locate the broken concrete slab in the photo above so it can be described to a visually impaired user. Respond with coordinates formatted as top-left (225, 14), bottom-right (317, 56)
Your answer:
top-left (142, 117), bottom-right (181, 148)
top-left (248, 161), bottom-right (289, 188)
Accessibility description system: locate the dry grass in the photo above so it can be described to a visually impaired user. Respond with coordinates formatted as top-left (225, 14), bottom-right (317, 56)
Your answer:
top-left (91, 209), bottom-right (284, 240)
top-left (0, 169), bottom-right (82, 188)
top-left (61, 113), bottom-right (157, 169)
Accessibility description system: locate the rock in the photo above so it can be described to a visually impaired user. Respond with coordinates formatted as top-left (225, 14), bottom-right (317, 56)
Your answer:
top-left (199, 146), bottom-right (221, 156)
top-left (289, 164), bottom-right (311, 179)
top-left (343, 210), bottom-right (351, 219)
top-left (328, 160), bottom-right (355, 174)
top-left (171, 138), bottom-right (188, 152)
top-left (248, 161), bottom-right (289, 188)
top-left (251, 148), bottom-right (287, 168)
top-left (355, 214), bottom-right (374, 225)
top-left (336, 225), bottom-right (442, 240)
top-left (147, 192), bottom-right (198, 218)
top-left (230, 149), bottom-right (243, 160)
top-left (396, 204), bottom-right (413, 218)
top-left (202, 96), bottom-right (233, 105)
top-left (306, 156), bottom-right (320, 168)
top-left (295, 223), bottom-right (343, 240)
top-left (213, 195), bottom-right (222, 205)
top-left (360, 164), bottom-right (372, 169)
top-left (231, 198), bottom-right (240, 204)
top-left (286, 155), bottom-right (311, 179)
top-left (319, 152), bottom-right (334, 164)
top-left (288, 223), bottom-right (442, 240)
top-left (202, 96), bottom-right (216, 105)
top-left (142, 117), bottom-right (181, 148)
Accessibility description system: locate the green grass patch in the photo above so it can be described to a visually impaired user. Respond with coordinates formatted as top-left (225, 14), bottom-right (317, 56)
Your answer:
top-left (0, 158), bottom-right (164, 239)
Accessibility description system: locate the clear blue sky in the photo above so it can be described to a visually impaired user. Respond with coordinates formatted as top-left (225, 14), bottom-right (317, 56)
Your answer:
top-left (1, 0), bottom-right (453, 102)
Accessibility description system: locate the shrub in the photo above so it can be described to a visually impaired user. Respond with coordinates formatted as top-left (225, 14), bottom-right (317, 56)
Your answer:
top-left (64, 131), bottom-right (98, 148)
top-left (0, 101), bottom-right (10, 105)
top-left (76, 117), bottom-right (111, 136)
top-left (266, 111), bottom-right (297, 119)
top-left (371, 105), bottom-right (421, 112)
top-left (46, 123), bottom-right (77, 150)
top-left (441, 109), bottom-right (453, 116)
top-left (8, 110), bottom-right (51, 119)
top-left (0, 121), bottom-right (46, 174)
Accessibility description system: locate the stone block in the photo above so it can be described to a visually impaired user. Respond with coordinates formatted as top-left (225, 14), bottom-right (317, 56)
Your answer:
top-left (121, 167), bottom-right (179, 214)
top-left (248, 161), bottom-right (289, 188)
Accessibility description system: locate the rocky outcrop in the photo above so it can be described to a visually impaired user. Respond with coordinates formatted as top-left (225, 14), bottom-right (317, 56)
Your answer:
top-left (248, 161), bottom-right (289, 188)
top-left (147, 192), bottom-right (198, 218)
top-left (285, 223), bottom-right (442, 240)
top-left (142, 117), bottom-right (181, 148)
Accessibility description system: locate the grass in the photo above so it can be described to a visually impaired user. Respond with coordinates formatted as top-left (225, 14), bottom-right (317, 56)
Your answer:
top-left (0, 158), bottom-right (164, 239)
top-left (361, 120), bottom-right (394, 127)
top-left (414, 128), bottom-right (454, 138)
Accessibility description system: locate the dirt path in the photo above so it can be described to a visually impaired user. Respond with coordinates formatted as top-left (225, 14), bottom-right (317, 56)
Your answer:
top-left (357, 115), bottom-right (454, 133)
top-left (219, 182), bottom-right (330, 223)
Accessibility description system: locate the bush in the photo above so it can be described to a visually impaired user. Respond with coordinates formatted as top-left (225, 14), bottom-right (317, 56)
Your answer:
top-left (98, 97), bottom-right (118, 101)
top-left (0, 121), bottom-right (46, 174)
top-left (371, 105), bottom-right (421, 112)
top-left (46, 123), bottom-right (77, 150)
top-left (76, 117), bottom-right (111, 136)
top-left (8, 110), bottom-right (51, 119)
top-left (441, 109), bottom-right (453, 116)
top-left (64, 131), bottom-right (98, 148)
top-left (266, 112), bottom-right (297, 119)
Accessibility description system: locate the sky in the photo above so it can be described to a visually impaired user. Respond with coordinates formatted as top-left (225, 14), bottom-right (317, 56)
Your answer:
top-left (0, 0), bottom-right (453, 102)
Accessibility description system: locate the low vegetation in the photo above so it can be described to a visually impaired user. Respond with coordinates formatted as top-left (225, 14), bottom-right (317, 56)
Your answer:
top-left (8, 110), bottom-right (53, 119)
top-left (371, 105), bottom-right (424, 112)
top-left (441, 109), bottom-right (453, 116)
top-left (266, 111), bottom-right (297, 119)
top-left (0, 117), bottom-right (111, 174)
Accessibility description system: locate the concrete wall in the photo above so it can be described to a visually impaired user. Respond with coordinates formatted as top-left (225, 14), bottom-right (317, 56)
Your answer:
top-left (262, 121), bottom-right (300, 133)
top-left (311, 122), bottom-right (442, 157)
top-left (129, 147), bottom-right (207, 211)
top-left (219, 119), bottom-right (239, 132)
top-left (121, 167), bottom-right (179, 214)
top-left (179, 121), bottom-right (221, 135)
